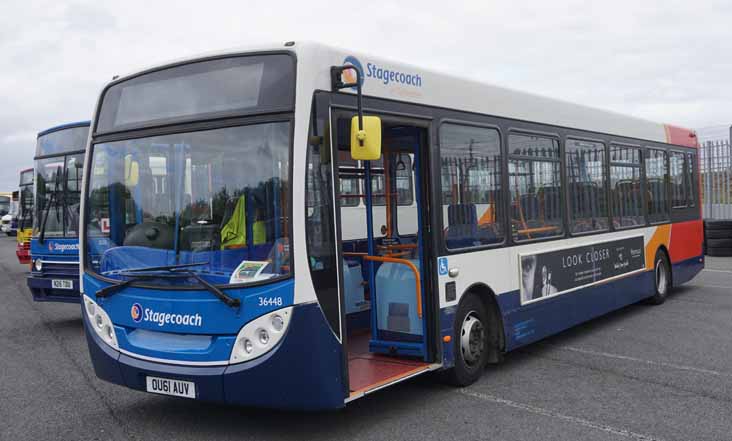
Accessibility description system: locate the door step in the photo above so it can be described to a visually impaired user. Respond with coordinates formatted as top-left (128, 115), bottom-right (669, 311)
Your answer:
top-left (346, 337), bottom-right (441, 403)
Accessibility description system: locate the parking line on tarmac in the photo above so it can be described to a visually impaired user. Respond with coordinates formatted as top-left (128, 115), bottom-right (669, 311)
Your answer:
top-left (457, 388), bottom-right (664, 441)
top-left (557, 346), bottom-right (731, 378)
top-left (701, 269), bottom-right (732, 274)
top-left (693, 284), bottom-right (732, 290)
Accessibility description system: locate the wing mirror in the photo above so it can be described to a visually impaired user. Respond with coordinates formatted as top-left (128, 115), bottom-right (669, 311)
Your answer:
top-left (350, 115), bottom-right (382, 160)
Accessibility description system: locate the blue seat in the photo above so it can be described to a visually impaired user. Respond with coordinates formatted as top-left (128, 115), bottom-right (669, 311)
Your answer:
top-left (375, 260), bottom-right (422, 336)
top-left (343, 261), bottom-right (367, 314)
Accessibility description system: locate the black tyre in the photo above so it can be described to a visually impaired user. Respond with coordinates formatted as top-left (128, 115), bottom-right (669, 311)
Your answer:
top-left (646, 250), bottom-right (670, 305)
top-left (706, 246), bottom-right (732, 257)
top-left (706, 229), bottom-right (732, 239)
top-left (443, 294), bottom-right (489, 386)
top-left (707, 238), bottom-right (732, 248)
top-left (704, 220), bottom-right (732, 230)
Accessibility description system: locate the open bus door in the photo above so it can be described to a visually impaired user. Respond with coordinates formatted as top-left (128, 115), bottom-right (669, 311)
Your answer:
top-left (330, 109), bottom-right (438, 401)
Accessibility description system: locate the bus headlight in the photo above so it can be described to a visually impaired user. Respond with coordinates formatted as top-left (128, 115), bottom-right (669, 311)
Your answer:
top-left (34, 258), bottom-right (43, 272)
top-left (83, 295), bottom-right (119, 350)
top-left (230, 307), bottom-right (292, 364)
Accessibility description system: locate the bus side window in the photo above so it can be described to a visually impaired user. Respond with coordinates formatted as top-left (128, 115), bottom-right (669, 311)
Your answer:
top-left (439, 123), bottom-right (504, 249)
top-left (610, 145), bottom-right (644, 228)
top-left (645, 148), bottom-right (669, 223)
top-left (508, 134), bottom-right (562, 242)
top-left (669, 151), bottom-right (687, 208)
top-left (566, 139), bottom-right (608, 234)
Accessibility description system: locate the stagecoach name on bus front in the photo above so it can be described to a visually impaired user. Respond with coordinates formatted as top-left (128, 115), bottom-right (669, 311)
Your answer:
top-left (519, 236), bottom-right (645, 304)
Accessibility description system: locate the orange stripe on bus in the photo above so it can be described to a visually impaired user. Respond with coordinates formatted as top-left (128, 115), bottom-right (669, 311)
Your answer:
top-left (645, 224), bottom-right (671, 269)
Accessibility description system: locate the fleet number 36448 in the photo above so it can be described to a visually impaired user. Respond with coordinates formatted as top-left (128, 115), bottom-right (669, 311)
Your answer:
top-left (258, 296), bottom-right (283, 307)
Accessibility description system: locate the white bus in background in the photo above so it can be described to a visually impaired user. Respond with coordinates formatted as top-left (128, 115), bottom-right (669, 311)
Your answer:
top-left (0, 192), bottom-right (14, 235)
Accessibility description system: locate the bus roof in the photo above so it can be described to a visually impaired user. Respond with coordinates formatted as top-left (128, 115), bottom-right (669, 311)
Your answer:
top-left (37, 121), bottom-right (91, 138)
top-left (102, 41), bottom-right (697, 148)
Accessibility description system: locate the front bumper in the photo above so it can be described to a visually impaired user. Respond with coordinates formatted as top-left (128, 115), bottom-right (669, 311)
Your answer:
top-left (83, 302), bottom-right (346, 410)
top-left (27, 273), bottom-right (81, 303)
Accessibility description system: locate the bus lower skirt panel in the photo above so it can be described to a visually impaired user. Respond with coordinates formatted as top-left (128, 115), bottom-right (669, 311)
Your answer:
top-left (83, 302), bottom-right (346, 410)
top-left (500, 255), bottom-right (702, 351)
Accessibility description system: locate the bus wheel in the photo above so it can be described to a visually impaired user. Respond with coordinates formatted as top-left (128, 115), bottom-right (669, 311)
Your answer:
top-left (647, 250), bottom-right (670, 305)
top-left (444, 294), bottom-right (489, 386)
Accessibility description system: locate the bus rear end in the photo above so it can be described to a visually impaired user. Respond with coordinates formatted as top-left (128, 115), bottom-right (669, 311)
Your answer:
top-left (80, 49), bottom-right (346, 409)
top-left (28, 123), bottom-right (89, 302)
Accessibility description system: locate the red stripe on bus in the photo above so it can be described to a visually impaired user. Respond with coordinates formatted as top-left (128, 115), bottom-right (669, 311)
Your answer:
top-left (664, 124), bottom-right (699, 147)
top-left (669, 220), bottom-right (704, 263)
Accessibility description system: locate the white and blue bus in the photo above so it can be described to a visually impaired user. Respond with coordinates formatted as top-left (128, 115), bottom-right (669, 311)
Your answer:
top-left (79, 42), bottom-right (703, 410)
top-left (29, 121), bottom-right (90, 302)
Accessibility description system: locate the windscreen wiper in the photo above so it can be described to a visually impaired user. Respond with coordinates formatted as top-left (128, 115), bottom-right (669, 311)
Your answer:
top-left (96, 279), bottom-right (134, 298)
top-left (97, 262), bottom-right (210, 297)
top-left (95, 274), bottom-right (192, 299)
top-left (173, 270), bottom-right (241, 308)
top-left (96, 262), bottom-right (241, 308)
top-left (122, 261), bottom-right (210, 273)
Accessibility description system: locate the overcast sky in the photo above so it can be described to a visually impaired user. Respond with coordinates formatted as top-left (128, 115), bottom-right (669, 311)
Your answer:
top-left (1, 0), bottom-right (731, 190)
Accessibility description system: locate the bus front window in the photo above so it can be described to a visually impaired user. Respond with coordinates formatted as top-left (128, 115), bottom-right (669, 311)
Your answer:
top-left (86, 122), bottom-right (291, 287)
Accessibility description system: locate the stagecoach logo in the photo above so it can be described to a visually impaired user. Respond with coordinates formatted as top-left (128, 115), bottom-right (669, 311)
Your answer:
top-left (47, 242), bottom-right (80, 253)
top-left (342, 56), bottom-right (423, 90)
top-left (131, 303), bottom-right (143, 323)
top-left (342, 56), bottom-right (364, 89)
top-left (130, 303), bottom-right (203, 328)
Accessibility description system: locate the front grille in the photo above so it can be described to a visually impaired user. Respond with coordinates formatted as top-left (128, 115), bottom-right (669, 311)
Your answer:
top-left (37, 261), bottom-right (79, 278)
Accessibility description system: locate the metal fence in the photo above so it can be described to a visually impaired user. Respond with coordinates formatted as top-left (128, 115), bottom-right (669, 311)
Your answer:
top-left (701, 139), bottom-right (732, 219)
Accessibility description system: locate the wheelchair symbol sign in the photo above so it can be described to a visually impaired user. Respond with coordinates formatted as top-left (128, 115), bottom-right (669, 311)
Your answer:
top-left (438, 257), bottom-right (448, 276)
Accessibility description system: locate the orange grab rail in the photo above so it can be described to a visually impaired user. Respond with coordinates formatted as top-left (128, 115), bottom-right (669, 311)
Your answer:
top-left (516, 225), bottom-right (560, 235)
top-left (376, 243), bottom-right (418, 250)
top-left (362, 255), bottom-right (422, 319)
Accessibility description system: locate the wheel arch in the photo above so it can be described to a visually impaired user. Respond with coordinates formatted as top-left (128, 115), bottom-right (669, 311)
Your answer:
top-left (460, 282), bottom-right (506, 362)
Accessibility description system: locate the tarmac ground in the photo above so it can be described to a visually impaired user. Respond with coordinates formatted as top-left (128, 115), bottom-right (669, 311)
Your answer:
top-left (1, 234), bottom-right (731, 441)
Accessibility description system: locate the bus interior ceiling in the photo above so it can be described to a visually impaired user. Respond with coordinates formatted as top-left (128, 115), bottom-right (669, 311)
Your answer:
top-left (338, 121), bottom-right (432, 395)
